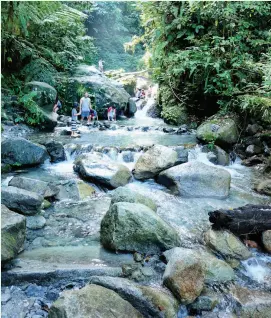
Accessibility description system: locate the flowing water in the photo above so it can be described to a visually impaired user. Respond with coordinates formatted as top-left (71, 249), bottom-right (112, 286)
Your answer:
top-left (2, 100), bottom-right (271, 317)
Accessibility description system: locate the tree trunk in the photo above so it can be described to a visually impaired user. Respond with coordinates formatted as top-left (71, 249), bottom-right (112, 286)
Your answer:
top-left (208, 204), bottom-right (271, 236)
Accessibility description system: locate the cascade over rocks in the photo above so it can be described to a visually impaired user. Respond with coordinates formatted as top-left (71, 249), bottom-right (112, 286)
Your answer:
top-left (196, 117), bottom-right (239, 146)
top-left (74, 152), bottom-right (132, 188)
top-left (204, 229), bottom-right (252, 260)
top-left (69, 65), bottom-right (136, 118)
top-left (1, 186), bottom-right (44, 215)
top-left (133, 145), bottom-right (178, 180)
top-left (202, 145), bottom-right (229, 166)
top-left (88, 276), bottom-right (178, 318)
top-left (1, 137), bottom-right (49, 167)
top-left (1, 205), bottom-right (26, 262)
top-left (24, 81), bottom-right (58, 131)
top-left (9, 176), bottom-right (59, 199)
top-left (100, 202), bottom-right (180, 253)
top-left (110, 186), bottom-right (157, 211)
top-left (48, 284), bottom-right (143, 318)
top-left (157, 161), bottom-right (231, 198)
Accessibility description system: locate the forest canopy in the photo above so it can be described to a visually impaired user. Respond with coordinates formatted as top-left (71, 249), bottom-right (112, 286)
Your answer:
top-left (136, 1), bottom-right (271, 124)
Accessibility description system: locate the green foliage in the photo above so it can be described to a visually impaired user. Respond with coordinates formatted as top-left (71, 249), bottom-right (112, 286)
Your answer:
top-left (87, 2), bottom-right (144, 71)
top-left (138, 1), bottom-right (271, 123)
top-left (19, 92), bottom-right (45, 126)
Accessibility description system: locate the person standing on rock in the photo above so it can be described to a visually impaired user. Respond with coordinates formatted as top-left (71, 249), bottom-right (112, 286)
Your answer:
top-left (80, 92), bottom-right (91, 125)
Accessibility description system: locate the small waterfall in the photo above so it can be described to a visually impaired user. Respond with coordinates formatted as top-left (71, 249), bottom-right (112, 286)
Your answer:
top-left (135, 98), bottom-right (155, 119)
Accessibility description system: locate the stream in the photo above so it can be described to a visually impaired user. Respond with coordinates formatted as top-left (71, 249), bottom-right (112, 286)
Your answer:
top-left (2, 98), bottom-right (271, 318)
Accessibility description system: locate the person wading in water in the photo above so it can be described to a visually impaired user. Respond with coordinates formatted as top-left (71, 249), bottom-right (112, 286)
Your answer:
top-left (79, 92), bottom-right (91, 125)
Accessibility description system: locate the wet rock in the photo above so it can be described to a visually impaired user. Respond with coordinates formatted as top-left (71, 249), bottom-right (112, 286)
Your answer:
top-left (45, 141), bottom-right (66, 162)
top-left (77, 180), bottom-right (96, 199)
top-left (26, 215), bottom-right (46, 230)
top-left (49, 284), bottom-right (142, 318)
top-left (133, 145), bottom-right (178, 180)
top-left (242, 155), bottom-right (264, 166)
top-left (9, 176), bottom-right (59, 199)
top-left (134, 252), bottom-right (144, 262)
top-left (74, 153), bottom-right (132, 188)
top-left (245, 144), bottom-right (262, 156)
top-left (163, 128), bottom-right (175, 133)
top-left (204, 229), bottom-right (252, 260)
top-left (230, 285), bottom-right (271, 318)
top-left (42, 199), bottom-right (51, 209)
top-left (196, 117), bottom-right (238, 146)
top-left (1, 186), bottom-right (43, 215)
top-left (1, 205), bottom-right (26, 262)
top-left (60, 129), bottom-right (71, 136)
top-left (100, 202), bottom-right (180, 254)
top-left (25, 284), bottom-right (46, 298)
top-left (172, 146), bottom-right (188, 164)
top-left (246, 123), bottom-right (262, 136)
top-left (1, 137), bottom-right (49, 167)
top-left (207, 152), bottom-right (217, 164)
top-left (146, 100), bottom-right (161, 118)
top-left (158, 161), bottom-right (231, 198)
top-left (24, 81), bottom-right (58, 131)
top-left (88, 276), bottom-right (167, 318)
top-left (111, 186), bottom-right (157, 211)
top-left (141, 126), bottom-right (150, 132)
top-left (122, 151), bottom-right (134, 163)
top-left (202, 145), bottom-right (229, 166)
top-left (176, 125), bottom-right (188, 134)
top-left (262, 230), bottom-right (271, 253)
top-left (190, 293), bottom-right (219, 312)
top-left (163, 248), bottom-right (234, 288)
top-left (53, 180), bottom-right (80, 201)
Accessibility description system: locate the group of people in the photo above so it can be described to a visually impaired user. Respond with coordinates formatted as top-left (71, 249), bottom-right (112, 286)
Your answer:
top-left (53, 92), bottom-right (117, 138)
top-left (135, 88), bottom-right (146, 100)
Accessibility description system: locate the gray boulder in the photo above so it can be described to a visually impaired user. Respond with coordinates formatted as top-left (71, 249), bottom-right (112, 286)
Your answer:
top-left (24, 81), bottom-right (58, 131)
top-left (74, 153), bottom-right (132, 188)
top-left (230, 285), bottom-right (271, 318)
top-left (1, 186), bottom-right (43, 215)
top-left (48, 284), bottom-right (142, 318)
top-left (53, 180), bottom-right (80, 201)
top-left (100, 202), bottom-right (180, 253)
top-left (202, 145), bottom-right (229, 166)
top-left (1, 205), bottom-right (26, 262)
top-left (262, 230), bottom-right (271, 253)
top-left (45, 141), bottom-right (66, 162)
top-left (133, 145), bottom-right (178, 180)
top-left (256, 179), bottom-right (271, 196)
top-left (196, 117), bottom-right (238, 146)
top-left (9, 176), bottom-right (59, 199)
top-left (246, 123), bottom-right (262, 136)
top-left (246, 144), bottom-right (262, 156)
top-left (157, 161), bottom-right (231, 198)
top-left (163, 248), bottom-right (234, 287)
top-left (122, 151), bottom-right (134, 163)
top-left (146, 99), bottom-right (161, 118)
top-left (88, 276), bottom-right (178, 318)
top-left (111, 187), bottom-right (157, 211)
top-left (26, 215), bottom-right (46, 230)
top-left (204, 229), bottom-right (252, 260)
top-left (1, 137), bottom-right (49, 167)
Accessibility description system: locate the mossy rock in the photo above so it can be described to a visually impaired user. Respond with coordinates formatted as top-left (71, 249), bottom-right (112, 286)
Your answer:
top-left (42, 199), bottom-right (51, 209)
top-left (77, 180), bottom-right (96, 199)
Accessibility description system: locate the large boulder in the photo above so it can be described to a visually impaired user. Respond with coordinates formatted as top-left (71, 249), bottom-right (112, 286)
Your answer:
top-left (1, 186), bottom-right (43, 215)
top-left (157, 161), bottom-right (231, 198)
top-left (9, 176), bottom-right (59, 199)
top-left (100, 202), bottom-right (180, 253)
top-left (196, 117), bottom-right (238, 146)
top-left (146, 99), bottom-right (161, 118)
top-left (45, 141), bottom-right (66, 162)
top-left (262, 230), bottom-right (271, 253)
top-left (111, 187), bottom-right (157, 211)
top-left (88, 276), bottom-right (178, 318)
top-left (230, 285), bottom-right (271, 318)
top-left (133, 145), bottom-right (178, 180)
top-left (74, 153), bottom-right (132, 188)
top-left (204, 229), bottom-right (252, 260)
top-left (1, 137), bottom-right (49, 167)
top-left (69, 65), bottom-right (135, 118)
top-left (163, 248), bottom-right (234, 303)
top-left (202, 145), bottom-right (229, 166)
top-left (24, 81), bottom-right (58, 131)
top-left (1, 205), bottom-right (26, 262)
top-left (255, 179), bottom-right (271, 196)
top-left (48, 284), bottom-right (142, 318)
